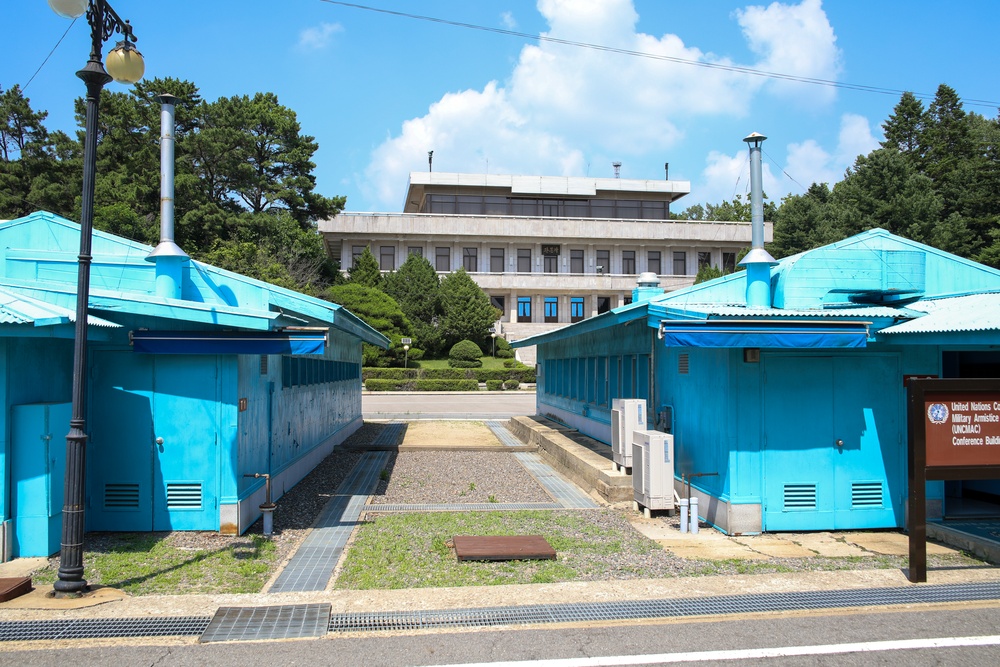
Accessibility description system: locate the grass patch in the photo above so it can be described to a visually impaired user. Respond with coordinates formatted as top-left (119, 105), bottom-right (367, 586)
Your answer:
top-left (335, 510), bottom-right (661, 589)
top-left (30, 532), bottom-right (279, 596)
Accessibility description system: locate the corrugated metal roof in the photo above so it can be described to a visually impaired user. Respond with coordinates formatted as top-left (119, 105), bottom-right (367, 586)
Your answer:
top-left (0, 288), bottom-right (120, 328)
top-left (653, 303), bottom-right (906, 320)
top-left (879, 293), bottom-right (1000, 334)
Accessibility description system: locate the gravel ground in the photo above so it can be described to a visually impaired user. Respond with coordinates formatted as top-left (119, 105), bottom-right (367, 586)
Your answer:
top-left (370, 450), bottom-right (554, 504)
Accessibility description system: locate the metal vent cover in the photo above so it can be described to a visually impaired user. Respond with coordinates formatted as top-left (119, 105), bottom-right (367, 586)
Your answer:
top-left (852, 481), bottom-right (883, 507)
top-left (166, 483), bottom-right (202, 508)
top-left (783, 483), bottom-right (817, 509)
top-left (678, 353), bottom-right (689, 374)
top-left (104, 483), bottom-right (140, 509)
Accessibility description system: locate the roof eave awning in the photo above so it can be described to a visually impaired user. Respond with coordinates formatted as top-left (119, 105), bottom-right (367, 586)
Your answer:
top-left (657, 320), bottom-right (870, 349)
top-left (130, 330), bottom-right (327, 355)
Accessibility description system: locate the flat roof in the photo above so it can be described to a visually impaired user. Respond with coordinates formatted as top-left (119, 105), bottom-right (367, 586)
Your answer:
top-left (404, 172), bottom-right (691, 211)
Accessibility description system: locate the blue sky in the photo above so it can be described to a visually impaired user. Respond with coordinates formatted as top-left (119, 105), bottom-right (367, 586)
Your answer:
top-left (7, 1), bottom-right (1000, 214)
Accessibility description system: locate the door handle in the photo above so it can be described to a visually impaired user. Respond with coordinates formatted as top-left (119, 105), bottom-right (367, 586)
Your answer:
top-left (156, 437), bottom-right (164, 446)
top-left (835, 438), bottom-right (844, 447)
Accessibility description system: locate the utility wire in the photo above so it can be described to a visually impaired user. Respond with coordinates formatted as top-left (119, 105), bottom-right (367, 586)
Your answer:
top-left (22, 18), bottom-right (78, 92)
top-left (320, 0), bottom-right (1000, 110)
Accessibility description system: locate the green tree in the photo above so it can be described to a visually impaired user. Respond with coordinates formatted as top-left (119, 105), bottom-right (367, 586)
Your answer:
top-left (770, 183), bottom-right (836, 258)
top-left (0, 85), bottom-right (77, 218)
top-left (438, 268), bottom-right (501, 350)
top-left (320, 283), bottom-right (412, 366)
top-left (383, 253), bottom-right (444, 354)
top-left (880, 91), bottom-right (925, 157)
top-left (348, 246), bottom-right (383, 288)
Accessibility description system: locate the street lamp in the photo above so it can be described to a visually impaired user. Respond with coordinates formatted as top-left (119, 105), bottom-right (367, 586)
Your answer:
top-left (403, 345), bottom-right (409, 368)
top-left (50, 0), bottom-right (145, 597)
top-left (491, 332), bottom-right (497, 358)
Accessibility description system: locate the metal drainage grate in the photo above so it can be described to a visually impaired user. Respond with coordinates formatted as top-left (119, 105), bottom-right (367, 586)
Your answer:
top-left (370, 422), bottom-right (406, 447)
top-left (366, 503), bottom-right (563, 512)
top-left (200, 604), bottom-right (331, 643)
top-left (486, 421), bottom-right (527, 447)
top-left (0, 616), bottom-right (210, 642)
top-left (328, 581), bottom-right (1000, 633)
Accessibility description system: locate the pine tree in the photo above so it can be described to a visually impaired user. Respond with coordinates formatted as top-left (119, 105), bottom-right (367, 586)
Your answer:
top-left (881, 91), bottom-right (926, 157)
top-left (438, 268), bottom-right (501, 350)
top-left (348, 246), bottom-right (383, 288)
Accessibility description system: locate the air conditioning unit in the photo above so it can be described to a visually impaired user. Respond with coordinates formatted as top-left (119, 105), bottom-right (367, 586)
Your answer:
top-left (611, 398), bottom-right (646, 471)
top-left (632, 428), bottom-right (674, 518)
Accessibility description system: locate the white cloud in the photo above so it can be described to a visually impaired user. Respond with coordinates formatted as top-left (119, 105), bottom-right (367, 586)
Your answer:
top-left (297, 22), bottom-right (343, 51)
top-left (734, 0), bottom-right (842, 105)
top-left (361, 0), bottom-right (845, 209)
top-left (500, 11), bottom-right (516, 29)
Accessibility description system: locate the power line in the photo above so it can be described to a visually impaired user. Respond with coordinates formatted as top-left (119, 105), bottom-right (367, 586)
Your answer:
top-left (319, 1), bottom-right (1000, 110)
top-left (22, 18), bottom-right (79, 92)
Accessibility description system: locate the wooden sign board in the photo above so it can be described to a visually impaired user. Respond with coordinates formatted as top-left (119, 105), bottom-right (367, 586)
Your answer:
top-left (907, 378), bottom-right (1000, 583)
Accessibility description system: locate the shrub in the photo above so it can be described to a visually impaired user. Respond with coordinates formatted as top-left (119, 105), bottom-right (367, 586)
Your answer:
top-left (503, 359), bottom-right (518, 368)
top-left (412, 379), bottom-right (479, 391)
top-left (495, 337), bottom-right (515, 359)
top-left (448, 359), bottom-right (482, 368)
top-left (364, 378), bottom-right (413, 391)
top-left (503, 379), bottom-right (520, 390)
top-left (496, 348), bottom-right (515, 359)
top-left (449, 339), bottom-right (484, 361)
top-left (486, 380), bottom-right (503, 391)
top-left (422, 368), bottom-right (472, 380)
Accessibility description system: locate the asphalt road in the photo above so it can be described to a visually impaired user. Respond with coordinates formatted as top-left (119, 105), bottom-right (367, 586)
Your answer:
top-left (6, 604), bottom-right (1000, 666)
top-left (362, 391), bottom-right (537, 420)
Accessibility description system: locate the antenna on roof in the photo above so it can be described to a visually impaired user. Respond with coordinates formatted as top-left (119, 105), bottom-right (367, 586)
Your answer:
top-left (664, 162), bottom-right (669, 180)
top-left (613, 161), bottom-right (622, 179)
top-left (428, 150), bottom-right (433, 172)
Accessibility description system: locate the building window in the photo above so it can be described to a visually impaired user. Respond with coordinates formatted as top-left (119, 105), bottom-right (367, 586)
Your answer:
top-left (517, 296), bottom-right (532, 322)
top-left (435, 247), bottom-right (450, 271)
top-left (622, 250), bottom-right (636, 275)
top-left (490, 295), bottom-right (505, 314)
top-left (408, 246), bottom-right (423, 258)
top-left (544, 255), bottom-right (558, 273)
top-left (597, 296), bottom-right (611, 314)
top-left (570, 297), bottom-right (584, 322)
top-left (352, 245), bottom-right (366, 266)
top-left (463, 247), bottom-right (478, 272)
top-left (544, 296), bottom-right (558, 323)
top-left (698, 251), bottom-right (711, 270)
top-left (623, 295), bottom-right (633, 305)
top-left (596, 249), bottom-right (610, 274)
top-left (490, 248), bottom-right (504, 272)
top-left (673, 251), bottom-right (686, 275)
top-left (723, 252), bottom-right (736, 273)
top-left (380, 246), bottom-right (395, 271)
top-left (570, 249), bottom-right (584, 273)
top-left (647, 251), bottom-right (661, 275)
top-left (517, 248), bottom-right (532, 272)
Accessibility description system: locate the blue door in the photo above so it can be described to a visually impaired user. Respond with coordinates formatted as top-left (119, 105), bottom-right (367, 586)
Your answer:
top-left (762, 354), bottom-right (902, 531)
top-left (10, 403), bottom-right (70, 557)
top-left (89, 352), bottom-right (219, 531)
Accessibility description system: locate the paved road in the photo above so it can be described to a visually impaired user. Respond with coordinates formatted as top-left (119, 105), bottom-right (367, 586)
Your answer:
top-left (363, 391), bottom-right (537, 420)
top-left (7, 604), bottom-right (1000, 665)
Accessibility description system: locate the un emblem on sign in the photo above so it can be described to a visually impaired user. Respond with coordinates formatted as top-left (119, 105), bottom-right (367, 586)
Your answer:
top-left (927, 402), bottom-right (949, 425)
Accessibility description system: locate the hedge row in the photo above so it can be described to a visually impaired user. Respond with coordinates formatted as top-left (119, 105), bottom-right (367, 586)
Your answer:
top-left (364, 379), bottom-right (480, 392)
top-left (363, 367), bottom-right (536, 383)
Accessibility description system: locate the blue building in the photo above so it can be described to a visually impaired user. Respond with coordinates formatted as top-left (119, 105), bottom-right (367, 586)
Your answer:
top-left (0, 211), bottom-right (388, 559)
top-left (514, 229), bottom-right (1000, 534)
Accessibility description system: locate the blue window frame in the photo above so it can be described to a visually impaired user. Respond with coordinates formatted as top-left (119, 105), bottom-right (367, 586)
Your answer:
top-left (544, 296), bottom-right (558, 323)
top-left (517, 296), bottom-right (532, 322)
top-left (570, 297), bottom-right (584, 322)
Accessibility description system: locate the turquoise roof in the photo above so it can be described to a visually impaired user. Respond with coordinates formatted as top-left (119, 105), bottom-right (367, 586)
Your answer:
top-left (0, 212), bottom-right (389, 348)
top-left (514, 228), bottom-right (1000, 349)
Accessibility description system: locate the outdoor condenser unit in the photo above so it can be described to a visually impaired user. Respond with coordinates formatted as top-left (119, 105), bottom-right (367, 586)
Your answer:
top-left (611, 398), bottom-right (646, 470)
top-left (632, 428), bottom-right (674, 518)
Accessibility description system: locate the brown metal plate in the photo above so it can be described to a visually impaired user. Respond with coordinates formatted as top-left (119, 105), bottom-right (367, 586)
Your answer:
top-left (453, 535), bottom-right (556, 561)
top-left (0, 577), bottom-right (32, 603)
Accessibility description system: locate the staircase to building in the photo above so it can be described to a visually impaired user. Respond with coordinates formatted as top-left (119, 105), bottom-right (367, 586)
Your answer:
top-left (499, 322), bottom-right (571, 367)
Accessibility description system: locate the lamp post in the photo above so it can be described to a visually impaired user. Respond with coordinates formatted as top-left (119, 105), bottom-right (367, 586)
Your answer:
top-left (49, 0), bottom-right (144, 596)
top-left (491, 332), bottom-right (497, 358)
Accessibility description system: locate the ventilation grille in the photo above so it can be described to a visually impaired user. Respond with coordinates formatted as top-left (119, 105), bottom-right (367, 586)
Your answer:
top-left (852, 481), bottom-right (883, 507)
top-left (678, 354), bottom-right (689, 374)
top-left (104, 483), bottom-right (140, 509)
top-left (259, 355), bottom-right (268, 375)
top-left (166, 483), bottom-right (202, 509)
top-left (783, 483), bottom-right (816, 509)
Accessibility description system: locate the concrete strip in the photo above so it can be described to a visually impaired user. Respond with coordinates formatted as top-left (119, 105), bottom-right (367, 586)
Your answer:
top-left (844, 532), bottom-right (958, 557)
top-left (793, 532), bottom-right (869, 557)
top-left (660, 542), bottom-right (771, 560)
top-left (732, 535), bottom-right (818, 558)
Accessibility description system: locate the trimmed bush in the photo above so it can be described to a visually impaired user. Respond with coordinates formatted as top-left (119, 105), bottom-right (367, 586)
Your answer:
top-left (495, 337), bottom-right (515, 359)
top-left (448, 340), bottom-right (484, 368)
top-left (413, 379), bottom-right (478, 391)
top-left (486, 380), bottom-right (503, 391)
top-left (503, 358), bottom-right (518, 368)
top-left (423, 368), bottom-right (473, 380)
top-left (364, 378), bottom-right (413, 391)
top-left (503, 379), bottom-right (520, 390)
top-left (362, 367), bottom-right (420, 381)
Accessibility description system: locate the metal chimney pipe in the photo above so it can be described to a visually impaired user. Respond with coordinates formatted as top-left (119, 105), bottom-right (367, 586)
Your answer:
top-left (146, 94), bottom-right (188, 298)
top-left (737, 132), bottom-right (777, 308)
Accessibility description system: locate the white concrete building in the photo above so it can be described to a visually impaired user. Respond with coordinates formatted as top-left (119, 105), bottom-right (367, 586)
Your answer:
top-left (318, 172), bottom-right (769, 359)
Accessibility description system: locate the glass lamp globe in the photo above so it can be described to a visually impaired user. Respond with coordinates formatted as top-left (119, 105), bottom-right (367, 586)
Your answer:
top-left (48, 0), bottom-right (88, 19)
top-left (105, 42), bottom-right (145, 84)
